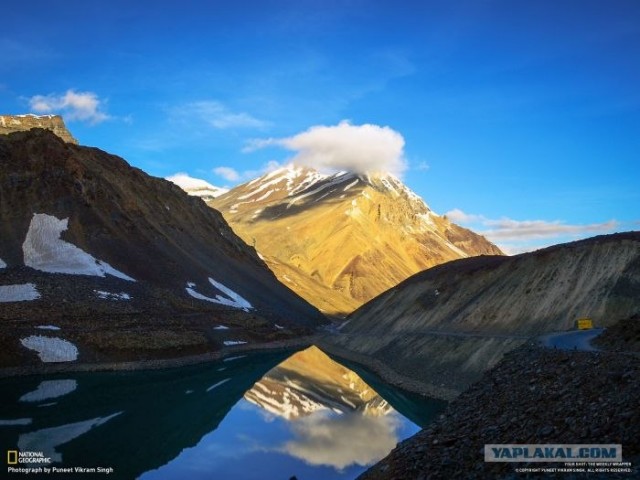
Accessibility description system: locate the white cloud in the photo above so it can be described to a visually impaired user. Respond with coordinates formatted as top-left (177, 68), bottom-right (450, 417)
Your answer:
top-left (280, 411), bottom-right (401, 470)
top-left (173, 101), bottom-right (268, 130)
top-left (445, 208), bottom-right (620, 254)
top-left (213, 167), bottom-right (241, 182)
top-left (29, 89), bottom-right (109, 124)
top-left (445, 208), bottom-right (484, 224)
top-left (246, 120), bottom-right (407, 176)
top-left (481, 218), bottom-right (619, 241)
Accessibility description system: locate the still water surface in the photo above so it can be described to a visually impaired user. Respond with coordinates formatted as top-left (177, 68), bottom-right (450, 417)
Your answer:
top-left (0, 347), bottom-right (445, 479)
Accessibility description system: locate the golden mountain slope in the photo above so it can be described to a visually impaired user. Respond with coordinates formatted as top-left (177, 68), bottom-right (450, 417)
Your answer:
top-left (211, 165), bottom-right (502, 316)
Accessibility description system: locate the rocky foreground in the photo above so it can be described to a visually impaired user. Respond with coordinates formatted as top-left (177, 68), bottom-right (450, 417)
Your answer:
top-left (361, 327), bottom-right (639, 479)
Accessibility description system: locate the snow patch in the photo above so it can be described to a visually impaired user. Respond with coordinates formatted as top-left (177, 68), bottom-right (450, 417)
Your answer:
top-left (18, 412), bottom-right (121, 463)
top-left (287, 174), bottom-right (352, 208)
top-left (275, 324), bottom-right (285, 330)
top-left (20, 336), bottom-right (78, 363)
top-left (36, 325), bottom-right (60, 331)
top-left (16, 114), bottom-right (56, 119)
top-left (223, 340), bottom-right (248, 346)
top-left (0, 283), bottom-right (40, 302)
top-left (206, 378), bottom-right (230, 392)
top-left (186, 277), bottom-right (253, 311)
top-left (0, 258), bottom-right (6, 268)
top-left (343, 179), bottom-right (359, 191)
top-left (213, 325), bottom-right (229, 330)
top-left (255, 190), bottom-right (274, 202)
top-left (223, 355), bottom-right (246, 362)
top-left (94, 290), bottom-right (131, 301)
top-left (20, 380), bottom-right (77, 403)
top-left (23, 214), bottom-right (135, 281)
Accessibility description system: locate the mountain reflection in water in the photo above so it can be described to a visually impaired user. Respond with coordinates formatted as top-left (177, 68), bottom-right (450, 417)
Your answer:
top-left (0, 347), bottom-right (445, 479)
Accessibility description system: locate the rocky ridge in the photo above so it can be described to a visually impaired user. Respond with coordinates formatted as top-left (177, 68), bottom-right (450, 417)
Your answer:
top-left (361, 332), bottom-right (640, 479)
top-left (326, 232), bottom-right (640, 398)
top-left (0, 114), bottom-right (78, 144)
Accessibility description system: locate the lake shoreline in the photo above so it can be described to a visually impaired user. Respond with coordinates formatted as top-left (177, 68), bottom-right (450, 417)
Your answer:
top-left (315, 336), bottom-right (459, 401)
top-left (1, 332), bottom-right (460, 402)
top-left (0, 335), bottom-right (317, 379)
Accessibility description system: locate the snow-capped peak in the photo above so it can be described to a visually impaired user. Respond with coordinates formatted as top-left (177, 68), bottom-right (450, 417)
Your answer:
top-left (166, 173), bottom-right (228, 199)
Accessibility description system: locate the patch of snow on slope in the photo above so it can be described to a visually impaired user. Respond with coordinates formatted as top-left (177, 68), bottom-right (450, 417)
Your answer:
top-left (36, 325), bottom-right (60, 331)
top-left (287, 174), bottom-right (353, 208)
top-left (18, 412), bottom-right (121, 463)
top-left (0, 283), bottom-right (40, 302)
top-left (23, 214), bottom-right (135, 281)
top-left (223, 355), bottom-right (246, 362)
top-left (238, 167), bottom-right (301, 200)
top-left (94, 290), bottom-right (131, 301)
top-left (223, 340), bottom-right (248, 346)
top-left (0, 418), bottom-right (32, 426)
top-left (288, 169), bottom-right (328, 196)
top-left (206, 378), bottom-right (230, 392)
top-left (20, 380), bottom-right (77, 403)
top-left (343, 179), bottom-right (359, 191)
top-left (214, 325), bottom-right (229, 330)
top-left (0, 258), bottom-right (6, 268)
top-left (255, 190), bottom-right (274, 202)
top-left (186, 278), bottom-right (253, 312)
top-left (20, 336), bottom-right (78, 362)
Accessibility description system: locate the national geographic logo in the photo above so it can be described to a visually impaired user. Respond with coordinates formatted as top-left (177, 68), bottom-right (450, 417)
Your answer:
top-left (5, 450), bottom-right (52, 464)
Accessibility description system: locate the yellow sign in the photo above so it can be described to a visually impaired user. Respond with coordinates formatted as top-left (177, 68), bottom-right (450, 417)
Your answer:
top-left (7, 450), bottom-right (18, 465)
top-left (577, 318), bottom-right (593, 330)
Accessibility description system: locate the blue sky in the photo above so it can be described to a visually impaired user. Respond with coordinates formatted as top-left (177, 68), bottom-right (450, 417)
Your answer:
top-left (1, 0), bottom-right (638, 253)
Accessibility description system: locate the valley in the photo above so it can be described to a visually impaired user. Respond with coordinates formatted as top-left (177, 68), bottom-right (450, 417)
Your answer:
top-left (1, 121), bottom-right (638, 478)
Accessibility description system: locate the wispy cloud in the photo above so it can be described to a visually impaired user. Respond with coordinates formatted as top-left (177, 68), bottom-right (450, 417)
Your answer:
top-left (446, 208), bottom-right (620, 254)
top-left (172, 101), bottom-right (269, 130)
top-left (29, 89), bottom-right (109, 124)
top-left (415, 161), bottom-right (430, 171)
top-left (213, 167), bottom-right (241, 182)
top-left (212, 161), bottom-right (281, 184)
top-left (245, 120), bottom-right (407, 176)
top-left (480, 218), bottom-right (619, 242)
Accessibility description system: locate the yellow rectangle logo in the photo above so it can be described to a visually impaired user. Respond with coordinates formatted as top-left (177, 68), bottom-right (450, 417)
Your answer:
top-left (7, 450), bottom-right (18, 465)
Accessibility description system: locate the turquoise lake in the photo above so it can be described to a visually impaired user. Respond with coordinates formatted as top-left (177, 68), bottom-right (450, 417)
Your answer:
top-left (0, 347), bottom-right (445, 479)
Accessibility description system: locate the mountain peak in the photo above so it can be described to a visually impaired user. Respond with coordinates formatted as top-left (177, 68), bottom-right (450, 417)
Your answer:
top-left (211, 165), bottom-right (502, 315)
top-left (166, 173), bottom-right (228, 200)
top-left (0, 114), bottom-right (78, 144)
